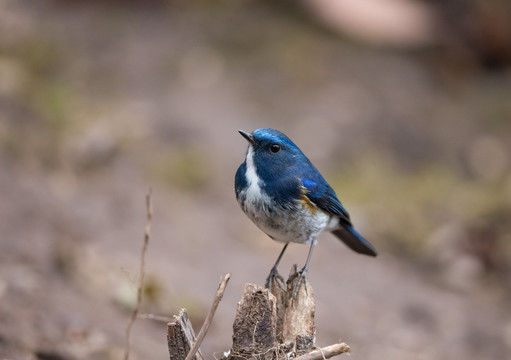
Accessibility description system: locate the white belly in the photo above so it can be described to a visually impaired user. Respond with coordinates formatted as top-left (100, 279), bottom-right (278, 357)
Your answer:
top-left (239, 193), bottom-right (339, 244)
top-left (258, 205), bottom-right (334, 244)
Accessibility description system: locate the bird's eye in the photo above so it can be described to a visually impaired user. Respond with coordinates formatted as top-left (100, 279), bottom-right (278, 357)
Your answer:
top-left (270, 144), bottom-right (281, 153)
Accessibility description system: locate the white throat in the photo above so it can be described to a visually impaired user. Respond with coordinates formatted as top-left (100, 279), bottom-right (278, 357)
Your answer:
top-left (245, 145), bottom-right (263, 197)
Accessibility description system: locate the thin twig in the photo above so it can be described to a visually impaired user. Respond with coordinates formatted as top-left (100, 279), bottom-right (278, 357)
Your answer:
top-left (319, 346), bottom-right (327, 360)
top-left (138, 313), bottom-right (172, 323)
top-left (293, 343), bottom-right (351, 360)
top-left (124, 189), bottom-right (153, 360)
top-left (184, 273), bottom-right (231, 360)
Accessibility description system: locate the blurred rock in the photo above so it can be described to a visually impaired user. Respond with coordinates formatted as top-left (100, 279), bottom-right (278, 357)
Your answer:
top-left (439, 0), bottom-right (511, 70)
top-left (304, 0), bottom-right (437, 47)
top-left (304, 0), bottom-right (511, 71)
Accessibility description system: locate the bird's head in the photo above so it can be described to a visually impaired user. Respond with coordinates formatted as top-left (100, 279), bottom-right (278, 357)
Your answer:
top-left (238, 128), bottom-right (306, 177)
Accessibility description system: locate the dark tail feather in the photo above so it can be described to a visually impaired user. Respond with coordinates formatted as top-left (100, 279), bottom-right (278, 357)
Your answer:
top-left (332, 222), bottom-right (377, 257)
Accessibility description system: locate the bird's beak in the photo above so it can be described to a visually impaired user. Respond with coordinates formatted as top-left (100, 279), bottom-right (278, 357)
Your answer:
top-left (238, 130), bottom-right (255, 145)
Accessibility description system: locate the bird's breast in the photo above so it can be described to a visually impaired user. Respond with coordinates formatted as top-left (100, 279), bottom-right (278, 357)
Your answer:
top-left (238, 188), bottom-right (334, 244)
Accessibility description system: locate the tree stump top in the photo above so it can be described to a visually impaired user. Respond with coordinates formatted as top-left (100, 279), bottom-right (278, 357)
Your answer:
top-left (228, 267), bottom-right (316, 360)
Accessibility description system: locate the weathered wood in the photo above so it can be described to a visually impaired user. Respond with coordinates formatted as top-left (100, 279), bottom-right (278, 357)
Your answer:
top-left (294, 343), bottom-right (351, 360)
top-left (228, 284), bottom-right (278, 360)
top-left (169, 267), bottom-right (350, 360)
top-left (271, 266), bottom-right (316, 355)
top-left (227, 267), bottom-right (319, 359)
top-left (167, 309), bottom-right (204, 360)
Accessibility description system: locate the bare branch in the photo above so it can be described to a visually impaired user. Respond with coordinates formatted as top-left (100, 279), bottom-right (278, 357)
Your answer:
top-left (184, 273), bottom-right (231, 360)
top-left (138, 313), bottom-right (172, 323)
top-left (124, 189), bottom-right (153, 360)
top-left (293, 343), bottom-right (351, 360)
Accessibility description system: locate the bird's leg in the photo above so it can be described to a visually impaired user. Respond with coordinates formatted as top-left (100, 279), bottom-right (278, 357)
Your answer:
top-left (265, 242), bottom-right (289, 292)
top-left (292, 238), bottom-right (317, 301)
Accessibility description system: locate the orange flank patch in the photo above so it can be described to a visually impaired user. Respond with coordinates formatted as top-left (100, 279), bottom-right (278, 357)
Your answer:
top-left (298, 186), bottom-right (317, 214)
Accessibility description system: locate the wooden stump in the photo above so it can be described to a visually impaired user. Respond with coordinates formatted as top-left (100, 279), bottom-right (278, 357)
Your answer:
top-left (167, 270), bottom-right (351, 360)
top-left (272, 266), bottom-right (316, 355)
top-left (228, 284), bottom-right (278, 360)
top-left (227, 266), bottom-right (317, 360)
top-left (167, 309), bottom-right (204, 360)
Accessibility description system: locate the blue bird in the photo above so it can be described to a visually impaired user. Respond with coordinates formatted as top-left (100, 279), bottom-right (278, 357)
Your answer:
top-left (235, 128), bottom-right (377, 295)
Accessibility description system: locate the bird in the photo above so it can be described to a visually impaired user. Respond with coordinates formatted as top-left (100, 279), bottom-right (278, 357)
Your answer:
top-left (234, 128), bottom-right (377, 296)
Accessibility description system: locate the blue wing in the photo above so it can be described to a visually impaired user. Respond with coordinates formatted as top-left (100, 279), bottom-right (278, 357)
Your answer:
top-left (301, 177), bottom-right (377, 256)
top-left (300, 177), bottom-right (351, 224)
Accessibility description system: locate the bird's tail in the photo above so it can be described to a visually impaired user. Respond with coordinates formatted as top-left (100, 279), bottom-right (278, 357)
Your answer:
top-left (332, 221), bottom-right (377, 256)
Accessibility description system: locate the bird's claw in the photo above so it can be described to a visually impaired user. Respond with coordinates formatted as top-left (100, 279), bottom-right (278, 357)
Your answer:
top-left (291, 267), bottom-right (308, 301)
top-left (265, 266), bottom-right (286, 293)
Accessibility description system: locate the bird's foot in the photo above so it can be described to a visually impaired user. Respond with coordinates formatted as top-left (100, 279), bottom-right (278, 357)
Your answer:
top-left (265, 266), bottom-right (285, 293)
top-left (291, 267), bottom-right (308, 301)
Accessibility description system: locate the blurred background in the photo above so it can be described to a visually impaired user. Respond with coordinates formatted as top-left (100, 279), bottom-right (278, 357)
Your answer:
top-left (1, 0), bottom-right (511, 359)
